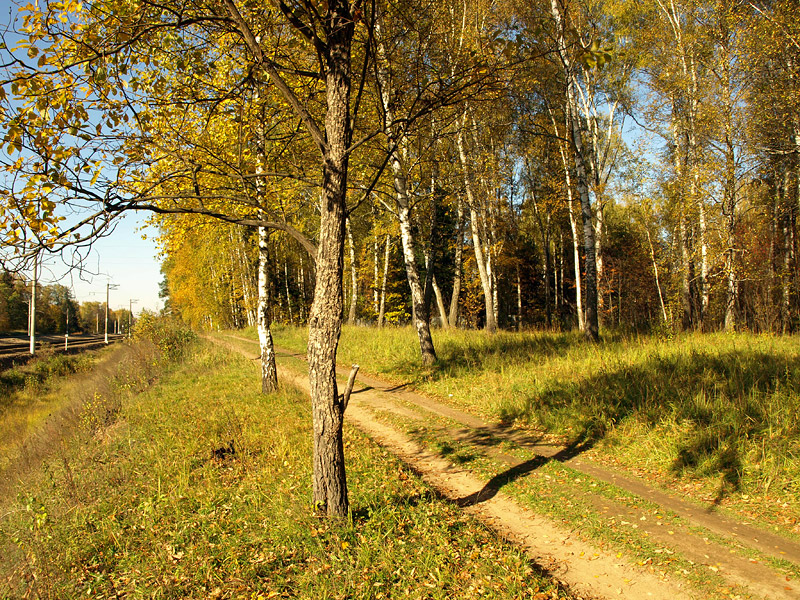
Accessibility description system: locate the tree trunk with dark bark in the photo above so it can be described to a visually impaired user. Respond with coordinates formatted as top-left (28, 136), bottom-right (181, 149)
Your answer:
top-left (305, 2), bottom-right (355, 518)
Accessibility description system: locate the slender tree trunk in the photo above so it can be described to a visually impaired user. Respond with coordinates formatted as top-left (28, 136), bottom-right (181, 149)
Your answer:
top-left (372, 204), bottom-right (380, 315)
top-left (375, 22), bottom-right (436, 363)
top-left (456, 108), bottom-right (497, 333)
top-left (373, 236), bottom-right (379, 314)
top-left (550, 0), bottom-right (597, 341)
top-left (561, 140), bottom-right (584, 331)
top-left (645, 227), bottom-right (668, 324)
top-left (258, 224), bottom-right (278, 393)
top-left (699, 201), bottom-right (709, 328)
top-left (448, 196), bottom-right (464, 327)
top-left (284, 260), bottom-right (294, 324)
top-left (378, 234), bottom-right (390, 328)
top-left (299, 257), bottom-right (307, 322)
top-left (783, 170), bottom-right (792, 332)
top-left (680, 217), bottom-right (693, 329)
top-left (346, 218), bottom-right (358, 324)
top-left (516, 264), bottom-right (523, 330)
top-left (594, 201), bottom-right (605, 320)
top-left (557, 230), bottom-right (564, 321)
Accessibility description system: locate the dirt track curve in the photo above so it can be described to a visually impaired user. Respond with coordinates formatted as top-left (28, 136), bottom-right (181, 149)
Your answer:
top-left (213, 334), bottom-right (800, 600)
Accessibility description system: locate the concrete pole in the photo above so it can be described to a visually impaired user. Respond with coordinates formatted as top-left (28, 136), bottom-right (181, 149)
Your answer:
top-left (105, 282), bottom-right (110, 344)
top-left (29, 254), bottom-right (37, 355)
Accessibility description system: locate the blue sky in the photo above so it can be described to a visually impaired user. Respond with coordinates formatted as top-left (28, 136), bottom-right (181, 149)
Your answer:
top-left (1, 0), bottom-right (162, 313)
top-left (37, 213), bottom-right (163, 314)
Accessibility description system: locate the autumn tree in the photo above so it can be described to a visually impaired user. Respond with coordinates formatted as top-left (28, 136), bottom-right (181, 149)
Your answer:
top-left (0, 0), bottom-right (373, 518)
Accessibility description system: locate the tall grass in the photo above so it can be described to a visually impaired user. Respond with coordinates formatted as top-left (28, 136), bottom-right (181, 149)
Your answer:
top-left (1, 339), bottom-right (572, 599)
top-left (0, 316), bottom-right (197, 501)
top-left (269, 325), bottom-right (800, 524)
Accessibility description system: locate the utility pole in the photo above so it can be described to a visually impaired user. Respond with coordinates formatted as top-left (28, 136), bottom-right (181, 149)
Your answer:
top-left (65, 305), bottom-right (69, 350)
top-left (105, 282), bottom-right (119, 344)
top-left (128, 299), bottom-right (138, 338)
top-left (29, 252), bottom-right (38, 355)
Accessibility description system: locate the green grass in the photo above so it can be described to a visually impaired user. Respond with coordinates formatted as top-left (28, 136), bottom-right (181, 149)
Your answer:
top-left (381, 406), bottom-right (800, 598)
top-left (264, 325), bottom-right (800, 533)
top-left (0, 348), bottom-right (98, 478)
top-left (1, 339), bottom-right (574, 599)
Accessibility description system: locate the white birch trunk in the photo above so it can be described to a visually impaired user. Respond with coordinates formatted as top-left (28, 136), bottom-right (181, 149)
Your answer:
top-left (448, 196), bottom-right (464, 327)
top-left (257, 224), bottom-right (278, 393)
top-left (378, 234), bottom-right (390, 328)
top-left (456, 107), bottom-right (497, 333)
top-left (375, 22), bottom-right (436, 362)
top-left (346, 218), bottom-right (358, 324)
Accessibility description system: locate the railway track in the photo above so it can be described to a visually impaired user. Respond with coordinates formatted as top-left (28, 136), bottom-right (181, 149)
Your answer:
top-left (0, 334), bottom-right (124, 368)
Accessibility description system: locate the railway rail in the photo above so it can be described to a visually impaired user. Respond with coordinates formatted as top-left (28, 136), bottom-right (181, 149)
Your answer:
top-left (0, 333), bottom-right (124, 368)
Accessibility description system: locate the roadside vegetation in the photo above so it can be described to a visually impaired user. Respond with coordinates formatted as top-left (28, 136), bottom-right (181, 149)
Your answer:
top-left (1, 324), bottom-right (574, 599)
top-left (266, 325), bottom-right (800, 534)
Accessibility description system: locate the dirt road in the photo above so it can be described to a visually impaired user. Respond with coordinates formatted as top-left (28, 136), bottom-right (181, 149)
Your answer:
top-left (214, 334), bottom-right (800, 600)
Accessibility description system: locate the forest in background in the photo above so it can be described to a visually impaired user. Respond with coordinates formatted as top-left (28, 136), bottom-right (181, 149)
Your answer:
top-left (141, 0), bottom-right (800, 337)
top-left (0, 268), bottom-right (131, 335)
top-left (2, 0), bottom-right (799, 517)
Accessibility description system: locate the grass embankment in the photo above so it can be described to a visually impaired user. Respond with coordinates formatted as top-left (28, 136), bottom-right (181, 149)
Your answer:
top-left (0, 346), bottom-right (114, 492)
top-left (266, 325), bottom-right (800, 533)
top-left (1, 329), bottom-right (573, 599)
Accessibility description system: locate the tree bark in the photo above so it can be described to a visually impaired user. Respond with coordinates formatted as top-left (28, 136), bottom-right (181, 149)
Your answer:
top-left (550, 0), bottom-right (598, 341)
top-left (551, 107), bottom-right (585, 332)
top-left (456, 107), bottom-right (497, 333)
top-left (303, 0), bottom-right (355, 518)
top-left (258, 225), bottom-right (278, 393)
top-left (448, 196), bottom-right (464, 328)
top-left (375, 21), bottom-right (437, 363)
top-left (645, 227), bottom-right (668, 324)
top-left (346, 217), bottom-right (358, 324)
top-left (378, 234), bottom-right (390, 328)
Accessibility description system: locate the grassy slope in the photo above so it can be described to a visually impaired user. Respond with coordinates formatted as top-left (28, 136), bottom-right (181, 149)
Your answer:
top-left (0, 339), bottom-right (572, 600)
top-left (0, 350), bottom-right (97, 481)
top-left (266, 325), bottom-right (800, 533)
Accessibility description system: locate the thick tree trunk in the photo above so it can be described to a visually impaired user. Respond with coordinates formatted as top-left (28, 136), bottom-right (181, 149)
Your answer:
top-left (305, 3), bottom-right (355, 518)
top-left (258, 225), bottom-right (278, 393)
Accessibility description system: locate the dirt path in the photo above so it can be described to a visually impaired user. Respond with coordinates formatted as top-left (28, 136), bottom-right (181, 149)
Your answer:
top-left (214, 335), bottom-right (800, 599)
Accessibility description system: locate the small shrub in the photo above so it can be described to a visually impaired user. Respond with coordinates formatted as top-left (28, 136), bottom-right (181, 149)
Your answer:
top-left (133, 312), bottom-right (196, 362)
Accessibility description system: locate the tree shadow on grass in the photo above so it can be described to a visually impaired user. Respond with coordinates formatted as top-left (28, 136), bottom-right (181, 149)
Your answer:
top-left (383, 331), bottom-right (586, 384)
top-left (502, 348), bottom-right (800, 505)
top-left (455, 437), bottom-right (598, 507)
